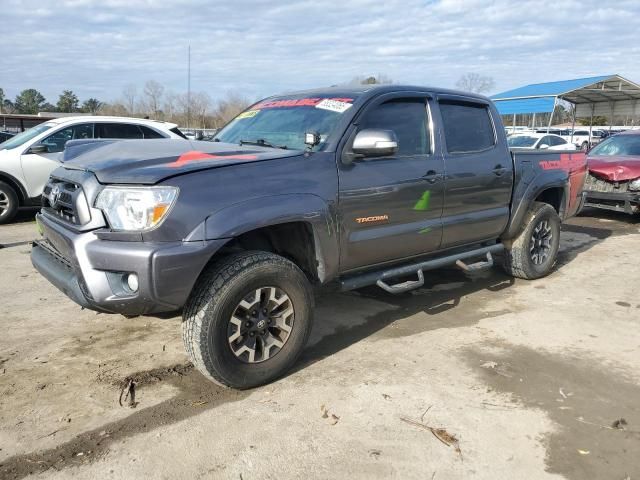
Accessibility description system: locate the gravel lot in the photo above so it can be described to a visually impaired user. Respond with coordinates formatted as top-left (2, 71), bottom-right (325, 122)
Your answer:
top-left (0, 208), bottom-right (638, 479)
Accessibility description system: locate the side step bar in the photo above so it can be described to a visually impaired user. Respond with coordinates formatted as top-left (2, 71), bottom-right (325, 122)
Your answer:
top-left (340, 243), bottom-right (504, 293)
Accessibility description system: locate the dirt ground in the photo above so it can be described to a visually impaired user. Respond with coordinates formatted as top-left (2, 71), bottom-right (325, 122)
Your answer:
top-left (0, 207), bottom-right (638, 480)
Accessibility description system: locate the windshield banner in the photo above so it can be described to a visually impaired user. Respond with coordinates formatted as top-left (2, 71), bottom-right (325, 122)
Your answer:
top-left (253, 97), bottom-right (354, 110)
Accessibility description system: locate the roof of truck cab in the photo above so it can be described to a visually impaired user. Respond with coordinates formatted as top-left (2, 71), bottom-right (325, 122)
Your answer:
top-left (261, 84), bottom-right (490, 102)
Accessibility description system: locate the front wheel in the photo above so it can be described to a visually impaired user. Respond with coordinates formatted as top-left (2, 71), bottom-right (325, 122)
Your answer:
top-left (182, 251), bottom-right (314, 389)
top-left (0, 181), bottom-right (19, 225)
top-left (501, 202), bottom-right (561, 280)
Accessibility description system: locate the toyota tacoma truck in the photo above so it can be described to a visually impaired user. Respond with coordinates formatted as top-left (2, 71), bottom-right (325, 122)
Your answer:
top-left (31, 85), bottom-right (587, 389)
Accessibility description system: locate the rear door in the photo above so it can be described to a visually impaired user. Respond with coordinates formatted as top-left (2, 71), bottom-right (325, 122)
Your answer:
top-left (338, 93), bottom-right (445, 272)
top-left (436, 97), bottom-right (513, 249)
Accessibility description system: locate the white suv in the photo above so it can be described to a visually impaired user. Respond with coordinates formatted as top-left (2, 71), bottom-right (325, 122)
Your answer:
top-left (0, 116), bottom-right (185, 224)
top-left (564, 129), bottom-right (607, 151)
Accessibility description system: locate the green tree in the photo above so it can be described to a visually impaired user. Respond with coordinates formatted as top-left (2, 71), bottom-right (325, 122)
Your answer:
top-left (57, 90), bottom-right (79, 112)
top-left (14, 88), bottom-right (46, 114)
top-left (82, 98), bottom-right (103, 114)
top-left (40, 102), bottom-right (57, 112)
top-left (578, 116), bottom-right (608, 126)
top-left (0, 88), bottom-right (4, 113)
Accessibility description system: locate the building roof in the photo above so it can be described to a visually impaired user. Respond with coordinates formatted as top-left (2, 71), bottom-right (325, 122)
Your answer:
top-left (492, 75), bottom-right (613, 100)
top-left (491, 74), bottom-right (640, 117)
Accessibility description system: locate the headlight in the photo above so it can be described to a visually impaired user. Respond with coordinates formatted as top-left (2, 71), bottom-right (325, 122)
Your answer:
top-left (629, 179), bottom-right (640, 191)
top-left (95, 186), bottom-right (179, 231)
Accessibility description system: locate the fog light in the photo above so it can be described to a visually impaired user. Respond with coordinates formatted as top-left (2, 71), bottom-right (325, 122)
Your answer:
top-left (126, 273), bottom-right (139, 292)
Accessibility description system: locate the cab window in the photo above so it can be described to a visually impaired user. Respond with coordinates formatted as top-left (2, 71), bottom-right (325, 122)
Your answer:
top-left (439, 101), bottom-right (495, 153)
top-left (358, 99), bottom-right (430, 156)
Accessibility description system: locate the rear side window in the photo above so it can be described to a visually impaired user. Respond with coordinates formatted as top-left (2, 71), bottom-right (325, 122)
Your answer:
top-left (549, 136), bottom-right (565, 146)
top-left (95, 123), bottom-right (143, 139)
top-left (358, 99), bottom-right (430, 156)
top-left (139, 126), bottom-right (165, 139)
top-left (170, 127), bottom-right (188, 139)
top-left (439, 101), bottom-right (495, 153)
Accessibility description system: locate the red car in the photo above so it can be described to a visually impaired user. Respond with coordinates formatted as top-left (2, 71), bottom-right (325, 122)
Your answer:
top-left (585, 130), bottom-right (640, 214)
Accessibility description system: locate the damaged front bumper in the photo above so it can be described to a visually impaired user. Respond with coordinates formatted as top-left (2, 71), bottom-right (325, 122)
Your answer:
top-left (583, 173), bottom-right (640, 214)
top-left (31, 213), bottom-right (227, 315)
top-left (584, 190), bottom-right (640, 214)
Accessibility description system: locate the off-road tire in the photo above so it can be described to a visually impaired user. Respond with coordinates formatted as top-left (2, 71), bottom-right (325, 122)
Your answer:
top-left (182, 251), bottom-right (314, 389)
top-left (501, 201), bottom-right (561, 280)
top-left (0, 181), bottom-right (19, 225)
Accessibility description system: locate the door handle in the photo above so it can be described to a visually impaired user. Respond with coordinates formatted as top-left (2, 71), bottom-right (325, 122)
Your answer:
top-left (423, 170), bottom-right (440, 184)
top-left (492, 165), bottom-right (507, 176)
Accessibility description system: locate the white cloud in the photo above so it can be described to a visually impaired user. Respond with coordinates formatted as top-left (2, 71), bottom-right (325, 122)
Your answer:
top-left (0, 0), bottom-right (639, 104)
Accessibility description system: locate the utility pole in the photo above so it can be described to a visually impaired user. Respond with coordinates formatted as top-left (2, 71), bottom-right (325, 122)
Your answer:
top-left (187, 44), bottom-right (191, 129)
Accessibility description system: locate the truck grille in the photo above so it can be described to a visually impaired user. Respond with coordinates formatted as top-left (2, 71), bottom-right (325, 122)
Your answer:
top-left (42, 179), bottom-right (90, 225)
top-left (584, 173), bottom-right (629, 193)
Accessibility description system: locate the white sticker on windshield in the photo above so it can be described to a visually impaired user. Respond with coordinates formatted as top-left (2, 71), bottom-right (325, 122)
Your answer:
top-left (315, 99), bottom-right (353, 113)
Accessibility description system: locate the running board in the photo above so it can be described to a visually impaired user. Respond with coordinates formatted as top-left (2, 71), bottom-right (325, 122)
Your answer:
top-left (455, 252), bottom-right (494, 272)
top-left (340, 244), bottom-right (504, 293)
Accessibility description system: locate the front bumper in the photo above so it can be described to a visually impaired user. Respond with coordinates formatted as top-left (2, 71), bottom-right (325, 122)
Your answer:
top-left (31, 213), bottom-right (227, 315)
top-left (584, 190), bottom-right (640, 215)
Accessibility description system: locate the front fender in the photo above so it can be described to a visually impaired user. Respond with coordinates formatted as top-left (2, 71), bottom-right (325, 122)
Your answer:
top-left (203, 194), bottom-right (339, 282)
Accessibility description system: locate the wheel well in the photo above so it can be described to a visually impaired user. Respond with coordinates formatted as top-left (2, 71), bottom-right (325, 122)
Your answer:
top-left (0, 173), bottom-right (26, 205)
top-left (535, 187), bottom-right (564, 215)
top-left (216, 222), bottom-right (320, 282)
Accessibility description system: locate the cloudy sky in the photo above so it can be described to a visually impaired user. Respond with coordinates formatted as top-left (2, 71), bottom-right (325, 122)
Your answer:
top-left (1, 0), bottom-right (639, 105)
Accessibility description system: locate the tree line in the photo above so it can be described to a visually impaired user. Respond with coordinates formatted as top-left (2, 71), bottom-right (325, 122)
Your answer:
top-left (0, 81), bottom-right (251, 129)
top-left (0, 87), bottom-right (103, 115)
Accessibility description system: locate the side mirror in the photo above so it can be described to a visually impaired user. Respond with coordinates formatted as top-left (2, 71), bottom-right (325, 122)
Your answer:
top-left (538, 144), bottom-right (549, 150)
top-left (352, 129), bottom-right (398, 158)
top-left (28, 144), bottom-right (49, 154)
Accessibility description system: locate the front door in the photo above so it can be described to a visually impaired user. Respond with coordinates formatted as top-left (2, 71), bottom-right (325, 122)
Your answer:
top-left (338, 94), bottom-right (445, 272)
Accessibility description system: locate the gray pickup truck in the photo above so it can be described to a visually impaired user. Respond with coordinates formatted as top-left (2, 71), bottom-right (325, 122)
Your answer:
top-left (31, 85), bottom-right (587, 388)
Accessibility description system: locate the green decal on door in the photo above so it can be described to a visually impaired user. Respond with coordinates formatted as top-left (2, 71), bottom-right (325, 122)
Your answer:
top-left (413, 190), bottom-right (431, 211)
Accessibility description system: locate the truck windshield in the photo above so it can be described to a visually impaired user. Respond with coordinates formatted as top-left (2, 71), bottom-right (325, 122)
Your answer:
top-left (214, 96), bottom-right (358, 151)
top-left (589, 134), bottom-right (640, 156)
top-left (507, 136), bottom-right (538, 147)
top-left (0, 123), bottom-right (53, 150)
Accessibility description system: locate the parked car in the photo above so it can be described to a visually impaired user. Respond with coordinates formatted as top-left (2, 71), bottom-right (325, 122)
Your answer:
top-left (31, 85), bottom-right (587, 388)
top-left (0, 131), bottom-right (16, 143)
top-left (507, 133), bottom-right (577, 151)
top-left (564, 129), bottom-right (606, 151)
top-left (584, 130), bottom-right (640, 214)
top-left (0, 116), bottom-right (185, 224)
top-left (534, 128), bottom-right (571, 136)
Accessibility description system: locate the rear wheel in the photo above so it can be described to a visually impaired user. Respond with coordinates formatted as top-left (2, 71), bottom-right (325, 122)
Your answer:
top-left (182, 251), bottom-right (314, 389)
top-left (0, 181), bottom-right (19, 225)
top-left (501, 202), bottom-right (561, 280)
top-left (580, 141), bottom-right (589, 151)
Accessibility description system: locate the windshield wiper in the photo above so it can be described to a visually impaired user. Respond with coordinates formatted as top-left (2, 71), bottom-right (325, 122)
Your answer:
top-left (239, 138), bottom-right (288, 150)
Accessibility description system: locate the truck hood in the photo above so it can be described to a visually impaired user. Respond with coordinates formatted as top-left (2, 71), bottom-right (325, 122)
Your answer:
top-left (587, 155), bottom-right (640, 181)
top-left (60, 139), bottom-right (302, 184)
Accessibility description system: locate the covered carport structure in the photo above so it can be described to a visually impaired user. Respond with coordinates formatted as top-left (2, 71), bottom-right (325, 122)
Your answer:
top-left (491, 74), bottom-right (640, 142)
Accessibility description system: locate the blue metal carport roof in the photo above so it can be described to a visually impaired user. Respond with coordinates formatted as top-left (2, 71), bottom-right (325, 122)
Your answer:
top-left (491, 75), bottom-right (614, 115)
